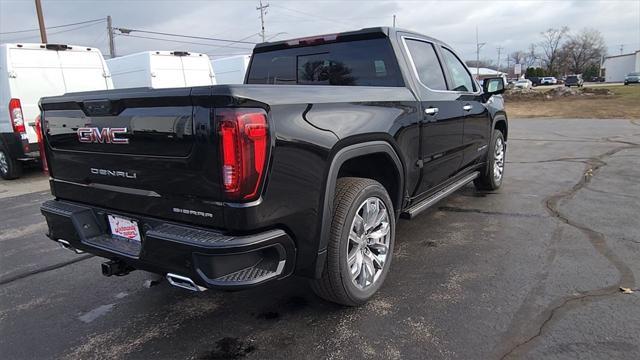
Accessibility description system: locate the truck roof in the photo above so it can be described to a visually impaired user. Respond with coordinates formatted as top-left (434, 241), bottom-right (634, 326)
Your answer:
top-left (253, 26), bottom-right (450, 53)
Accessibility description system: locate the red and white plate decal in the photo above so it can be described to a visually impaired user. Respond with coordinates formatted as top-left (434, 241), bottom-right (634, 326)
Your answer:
top-left (108, 215), bottom-right (141, 242)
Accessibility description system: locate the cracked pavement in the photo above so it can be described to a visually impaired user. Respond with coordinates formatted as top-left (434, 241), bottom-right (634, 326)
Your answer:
top-left (1, 118), bottom-right (639, 359)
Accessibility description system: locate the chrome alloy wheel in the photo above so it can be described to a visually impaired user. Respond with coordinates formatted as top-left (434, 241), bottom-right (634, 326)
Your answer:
top-left (347, 197), bottom-right (390, 290)
top-left (0, 151), bottom-right (8, 175)
top-left (493, 137), bottom-right (505, 182)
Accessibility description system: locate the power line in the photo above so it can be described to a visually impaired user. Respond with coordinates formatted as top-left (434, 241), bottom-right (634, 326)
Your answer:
top-left (0, 18), bottom-right (105, 35)
top-left (116, 33), bottom-right (255, 51)
top-left (114, 27), bottom-right (257, 44)
top-left (270, 3), bottom-right (350, 26)
top-left (2, 21), bottom-right (105, 42)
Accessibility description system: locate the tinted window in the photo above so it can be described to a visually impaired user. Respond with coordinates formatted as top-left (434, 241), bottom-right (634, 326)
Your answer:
top-left (441, 48), bottom-right (476, 92)
top-left (405, 39), bottom-right (447, 90)
top-left (247, 38), bottom-right (404, 87)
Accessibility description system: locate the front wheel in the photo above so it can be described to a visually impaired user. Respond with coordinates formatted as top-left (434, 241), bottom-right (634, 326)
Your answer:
top-left (0, 148), bottom-right (22, 180)
top-left (311, 177), bottom-right (395, 306)
top-left (474, 129), bottom-right (505, 191)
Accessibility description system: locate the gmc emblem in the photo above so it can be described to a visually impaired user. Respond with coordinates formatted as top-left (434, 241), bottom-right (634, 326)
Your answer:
top-left (77, 127), bottom-right (129, 144)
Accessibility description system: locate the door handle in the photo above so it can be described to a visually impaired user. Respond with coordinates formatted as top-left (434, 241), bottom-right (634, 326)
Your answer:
top-left (425, 107), bottom-right (439, 116)
top-left (463, 104), bottom-right (473, 112)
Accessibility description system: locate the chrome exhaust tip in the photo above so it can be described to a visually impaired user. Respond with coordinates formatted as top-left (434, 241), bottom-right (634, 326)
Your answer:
top-left (57, 239), bottom-right (85, 254)
top-left (166, 273), bottom-right (207, 292)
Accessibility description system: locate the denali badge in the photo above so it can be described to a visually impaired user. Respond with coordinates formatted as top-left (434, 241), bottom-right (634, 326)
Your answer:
top-left (173, 208), bottom-right (214, 218)
top-left (78, 127), bottom-right (129, 144)
top-left (91, 168), bottom-right (137, 179)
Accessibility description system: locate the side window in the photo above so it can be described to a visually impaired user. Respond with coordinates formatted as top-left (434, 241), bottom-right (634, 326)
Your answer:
top-left (441, 48), bottom-right (476, 92)
top-left (404, 39), bottom-right (447, 90)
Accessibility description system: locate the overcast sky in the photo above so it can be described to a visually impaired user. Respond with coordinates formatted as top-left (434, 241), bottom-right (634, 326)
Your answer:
top-left (1, 0), bottom-right (639, 63)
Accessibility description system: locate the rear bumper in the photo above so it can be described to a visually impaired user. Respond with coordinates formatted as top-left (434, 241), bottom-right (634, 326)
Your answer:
top-left (0, 132), bottom-right (39, 160)
top-left (41, 199), bottom-right (296, 289)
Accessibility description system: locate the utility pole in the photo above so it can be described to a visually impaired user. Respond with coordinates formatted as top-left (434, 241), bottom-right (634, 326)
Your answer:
top-left (34, 0), bottom-right (47, 43)
top-left (475, 26), bottom-right (485, 78)
top-left (496, 46), bottom-right (503, 71)
top-left (393, 15), bottom-right (396, 28)
top-left (256, 0), bottom-right (269, 43)
top-left (107, 15), bottom-right (116, 58)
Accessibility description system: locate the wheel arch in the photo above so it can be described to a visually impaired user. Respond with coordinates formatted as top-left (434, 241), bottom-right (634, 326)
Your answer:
top-left (492, 112), bottom-right (508, 142)
top-left (313, 140), bottom-right (404, 277)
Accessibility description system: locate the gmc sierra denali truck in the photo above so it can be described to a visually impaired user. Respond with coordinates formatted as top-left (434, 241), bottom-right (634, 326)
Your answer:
top-left (39, 27), bottom-right (507, 306)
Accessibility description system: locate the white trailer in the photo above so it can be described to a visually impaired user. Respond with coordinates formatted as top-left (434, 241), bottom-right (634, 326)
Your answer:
top-left (211, 55), bottom-right (251, 84)
top-left (107, 51), bottom-right (216, 89)
top-left (0, 43), bottom-right (113, 179)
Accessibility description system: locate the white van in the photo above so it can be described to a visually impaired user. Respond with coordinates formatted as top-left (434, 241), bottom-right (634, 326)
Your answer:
top-left (106, 51), bottom-right (216, 89)
top-left (211, 55), bottom-right (251, 84)
top-left (0, 43), bottom-right (113, 179)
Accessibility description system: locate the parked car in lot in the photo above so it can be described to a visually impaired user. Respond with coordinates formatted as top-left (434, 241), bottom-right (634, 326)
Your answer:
top-left (514, 79), bottom-right (533, 89)
top-left (565, 74), bottom-right (584, 87)
top-left (624, 72), bottom-right (640, 85)
top-left (39, 27), bottom-right (508, 306)
top-left (106, 51), bottom-right (216, 89)
top-left (525, 76), bottom-right (542, 87)
top-left (589, 76), bottom-right (605, 82)
top-left (540, 76), bottom-right (557, 85)
top-left (0, 43), bottom-right (113, 179)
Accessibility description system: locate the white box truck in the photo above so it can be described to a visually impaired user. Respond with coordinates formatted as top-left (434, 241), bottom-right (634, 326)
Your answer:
top-left (0, 43), bottom-right (113, 179)
top-left (211, 55), bottom-right (251, 84)
top-left (106, 51), bottom-right (216, 89)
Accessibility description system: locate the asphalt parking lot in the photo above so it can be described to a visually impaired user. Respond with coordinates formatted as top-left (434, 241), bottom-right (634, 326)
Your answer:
top-left (1, 118), bottom-right (639, 360)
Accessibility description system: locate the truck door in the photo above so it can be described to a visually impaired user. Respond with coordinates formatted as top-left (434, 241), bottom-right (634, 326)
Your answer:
top-left (401, 37), bottom-right (464, 196)
top-left (438, 46), bottom-right (491, 169)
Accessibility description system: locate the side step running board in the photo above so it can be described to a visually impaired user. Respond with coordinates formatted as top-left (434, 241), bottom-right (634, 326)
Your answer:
top-left (401, 171), bottom-right (479, 219)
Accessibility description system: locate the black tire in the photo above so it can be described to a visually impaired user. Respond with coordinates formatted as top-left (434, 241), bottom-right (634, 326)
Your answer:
top-left (474, 129), bottom-right (505, 191)
top-left (311, 177), bottom-right (395, 306)
top-left (0, 147), bottom-right (22, 180)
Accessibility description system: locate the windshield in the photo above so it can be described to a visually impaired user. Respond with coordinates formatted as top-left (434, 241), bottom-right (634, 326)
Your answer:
top-left (628, 72), bottom-right (640, 76)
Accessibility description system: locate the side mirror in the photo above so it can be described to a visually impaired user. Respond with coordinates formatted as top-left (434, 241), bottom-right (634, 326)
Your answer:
top-left (482, 77), bottom-right (505, 99)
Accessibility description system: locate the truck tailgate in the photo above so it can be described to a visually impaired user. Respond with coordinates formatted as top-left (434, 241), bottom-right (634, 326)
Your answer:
top-left (40, 87), bottom-right (225, 227)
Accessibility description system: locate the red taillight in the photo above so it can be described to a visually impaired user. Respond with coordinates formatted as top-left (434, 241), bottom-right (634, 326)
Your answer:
top-left (9, 98), bottom-right (25, 134)
top-left (35, 115), bottom-right (49, 175)
top-left (217, 108), bottom-right (269, 201)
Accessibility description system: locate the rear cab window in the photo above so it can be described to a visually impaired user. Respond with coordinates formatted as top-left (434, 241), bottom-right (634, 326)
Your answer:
top-left (247, 37), bottom-right (404, 87)
top-left (440, 47), bottom-right (477, 92)
top-left (403, 39), bottom-right (448, 90)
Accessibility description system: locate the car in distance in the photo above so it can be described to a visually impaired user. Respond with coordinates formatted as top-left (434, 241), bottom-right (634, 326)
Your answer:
top-left (624, 72), bottom-right (640, 85)
top-left (565, 74), bottom-right (584, 87)
top-left (39, 27), bottom-right (508, 306)
top-left (540, 76), bottom-right (557, 85)
top-left (514, 79), bottom-right (533, 89)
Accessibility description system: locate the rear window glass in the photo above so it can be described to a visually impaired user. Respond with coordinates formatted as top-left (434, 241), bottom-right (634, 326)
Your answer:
top-left (247, 38), bottom-right (404, 87)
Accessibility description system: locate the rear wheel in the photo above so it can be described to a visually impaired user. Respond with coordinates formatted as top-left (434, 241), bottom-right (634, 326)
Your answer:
top-left (311, 177), bottom-right (395, 306)
top-left (474, 129), bottom-right (505, 191)
top-left (0, 148), bottom-right (22, 180)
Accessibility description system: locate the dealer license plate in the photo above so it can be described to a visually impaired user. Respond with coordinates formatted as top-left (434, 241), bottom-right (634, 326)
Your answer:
top-left (107, 215), bottom-right (141, 242)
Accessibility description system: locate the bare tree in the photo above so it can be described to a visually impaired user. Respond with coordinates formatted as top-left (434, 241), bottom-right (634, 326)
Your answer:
top-left (539, 27), bottom-right (569, 75)
top-left (509, 51), bottom-right (526, 66)
top-left (525, 44), bottom-right (538, 68)
top-left (562, 28), bottom-right (607, 74)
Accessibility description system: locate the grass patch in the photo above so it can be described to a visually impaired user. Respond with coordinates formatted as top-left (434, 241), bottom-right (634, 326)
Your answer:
top-left (506, 85), bottom-right (640, 119)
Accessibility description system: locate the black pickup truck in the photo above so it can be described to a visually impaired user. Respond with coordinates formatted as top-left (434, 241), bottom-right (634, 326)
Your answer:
top-left (39, 27), bottom-right (507, 306)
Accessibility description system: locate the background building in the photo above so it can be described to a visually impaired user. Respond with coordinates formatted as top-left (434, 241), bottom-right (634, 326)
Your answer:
top-left (603, 51), bottom-right (640, 82)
